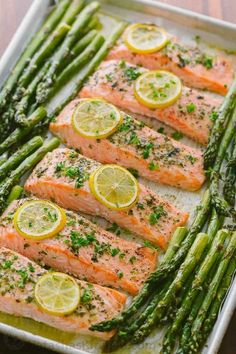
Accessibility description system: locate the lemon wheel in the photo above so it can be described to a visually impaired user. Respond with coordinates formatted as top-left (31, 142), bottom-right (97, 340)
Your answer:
top-left (35, 272), bottom-right (80, 316)
top-left (72, 98), bottom-right (122, 139)
top-left (14, 200), bottom-right (66, 240)
top-left (124, 23), bottom-right (168, 54)
top-left (134, 70), bottom-right (182, 109)
top-left (89, 164), bottom-right (139, 211)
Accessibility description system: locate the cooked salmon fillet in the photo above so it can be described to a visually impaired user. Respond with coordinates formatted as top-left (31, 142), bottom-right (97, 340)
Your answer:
top-left (0, 247), bottom-right (126, 339)
top-left (0, 199), bottom-right (157, 295)
top-left (107, 34), bottom-right (234, 95)
top-left (25, 148), bottom-right (188, 248)
top-left (79, 60), bottom-right (222, 145)
top-left (50, 98), bottom-right (205, 191)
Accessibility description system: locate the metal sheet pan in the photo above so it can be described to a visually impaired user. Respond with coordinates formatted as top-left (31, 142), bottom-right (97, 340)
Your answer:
top-left (0, 1), bottom-right (235, 353)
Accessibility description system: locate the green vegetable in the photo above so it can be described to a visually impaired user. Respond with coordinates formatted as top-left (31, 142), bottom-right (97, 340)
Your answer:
top-left (7, 185), bottom-right (24, 205)
top-left (204, 77), bottom-right (236, 169)
top-left (0, 136), bottom-right (43, 181)
top-left (49, 33), bottom-right (105, 95)
top-left (161, 229), bottom-right (228, 353)
top-left (132, 232), bottom-right (209, 344)
top-left (0, 138), bottom-right (60, 214)
top-left (223, 137), bottom-right (236, 205)
top-left (0, 0), bottom-right (71, 113)
top-left (36, 1), bottom-right (100, 103)
top-left (0, 107), bottom-right (47, 155)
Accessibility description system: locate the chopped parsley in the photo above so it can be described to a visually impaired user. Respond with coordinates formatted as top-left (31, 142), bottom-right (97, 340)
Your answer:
top-left (148, 161), bottom-right (159, 171)
top-left (124, 67), bottom-right (142, 81)
top-left (81, 287), bottom-right (93, 303)
top-left (172, 131), bottom-right (183, 140)
top-left (210, 111), bottom-right (219, 122)
top-left (186, 103), bottom-right (196, 113)
top-left (149, 205), bottom-right (167, 225)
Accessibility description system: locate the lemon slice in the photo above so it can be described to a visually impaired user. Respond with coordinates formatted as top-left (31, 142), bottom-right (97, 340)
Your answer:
top-left (134, 70), bottom-right (182, 109)
top-left (35, 272), bottom-right (80, 316)
top-left (72, 98), bottom-right (122, 139)
top-left (89, 164), bottom-right (139, 211)
top-left (14, 200), bottom-right (66, 240)
top-left (124, 23), bottom-right (168, 54)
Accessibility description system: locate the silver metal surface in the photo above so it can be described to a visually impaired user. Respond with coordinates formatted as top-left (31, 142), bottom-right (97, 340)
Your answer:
top-left (0, 1), bottom-right (235, 353)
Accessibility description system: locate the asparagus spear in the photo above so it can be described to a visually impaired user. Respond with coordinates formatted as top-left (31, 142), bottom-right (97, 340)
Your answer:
top-left (189, 231), bottom-right (236, 352)
top-left (0, 0), bottom-right (71, 112)
top-left (36, 1), bottom-right (100, 104)
top-left (223, 137), bottom-right (236, 205)
top-left (50, 33), bottom-right (105, 94)
top-left (14, 23), bottom-right (71, 101)
top-left (6, 185), bottom-right (24, 205)
top-left (176, 291), bottom-right (206, 354)
top-left (49, 20), bottom-right (127, 117)
top-left (164, 227), bottom-right (188, 262)
top-left (0, 137), bottom-right (60, 214)
top-left (0, 153), bottom-right (8, 167)
top-left (0, 107), bottom-right (47, 155)
top-left (204, 77), bottom-right (236, 169)
top-left (210, 108), bottom-right (236, 216)
top-left (132, 232), bottom-right (209, 344)
top-left (103, 228), bottom-right (187, 352)
top-left (160, 229), bottom-right (229, 353)
top-left (15, 62), bottom-right (51, 126)
top-left (0, 136), bottom-right (43, 181)
top-left (90, 189), bottom-right (211, 333)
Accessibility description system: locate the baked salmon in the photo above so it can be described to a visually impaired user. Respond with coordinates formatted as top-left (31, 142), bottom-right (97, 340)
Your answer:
top-left (50, 98), bottom-right (205, 191)
top-left (25, 148), bottom-right (188, 249)
top-left (79, 60), bottom-right (222, 145)
top-left (0, 247), bottom-right (126, 339)
top-left (107, 33), bottom-right (234, 95)
top-left (0, 199), bottom-right (157, 295)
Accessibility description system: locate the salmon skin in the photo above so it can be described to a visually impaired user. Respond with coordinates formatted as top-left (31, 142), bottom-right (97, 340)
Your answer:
top-left (0, 199), bottom-right (157, 295)
top-left (25, 148), bottom-right (188, 249)
top-left (0, 247), bottom-right (126, 339)
top-left (50, 98), bottom-right (205, 191)
top-left (107, 34), bottom-right (234, 96)
top-left (79, 60), bottom-right (222, 145)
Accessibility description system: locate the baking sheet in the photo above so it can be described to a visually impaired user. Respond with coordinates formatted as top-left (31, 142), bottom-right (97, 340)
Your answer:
top-left (0, 1), bottom-right (235, 353)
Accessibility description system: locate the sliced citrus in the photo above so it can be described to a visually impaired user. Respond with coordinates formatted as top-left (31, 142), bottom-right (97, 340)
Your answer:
top-left (124, 23), bottom-right (168, 54)
top-left (14, 200), bottom-right (66, 240)
top-left (89, 164), bottom-right (139, 211)
top-left (35, 272), bottom-right (80, 316)
top-left (72, 98), bottom-right (122, 139)
top-left (134, 70), bottom-right (182, 109)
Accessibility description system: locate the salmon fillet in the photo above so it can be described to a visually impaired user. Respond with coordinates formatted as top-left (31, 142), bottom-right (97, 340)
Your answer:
top-left (107, 34), bottom-right (234, 95)
top-left (25, 148), bottom-right (188, 249)
top-left (0, 199), bottom-right (157, 295)
top-left (0, 247), bottom-right (126, 339)
top-left (79, 60), bottom-right (222, 145)
top-left (50, 98), bottom-right (205, 191)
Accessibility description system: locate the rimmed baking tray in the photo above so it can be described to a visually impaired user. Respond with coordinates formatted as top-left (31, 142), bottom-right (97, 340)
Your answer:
top-left (0, 1), bottom-right (235, 353)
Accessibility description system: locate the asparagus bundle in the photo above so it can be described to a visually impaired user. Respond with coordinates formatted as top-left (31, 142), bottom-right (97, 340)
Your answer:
top-left (0, 137), bottom-right (60, 214)
top-left (104, 228), bottom-right (187, 352)
top-left (187, 232), bottom-right (236, 353)
top-left (15, 0), bottom-right (85, 100)
top-left (36, 1), bottom-right (100, 104)
top-left (0, 0), bottom-right (71, 113)
top-left (161, 229), bottom-right (229, 353)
